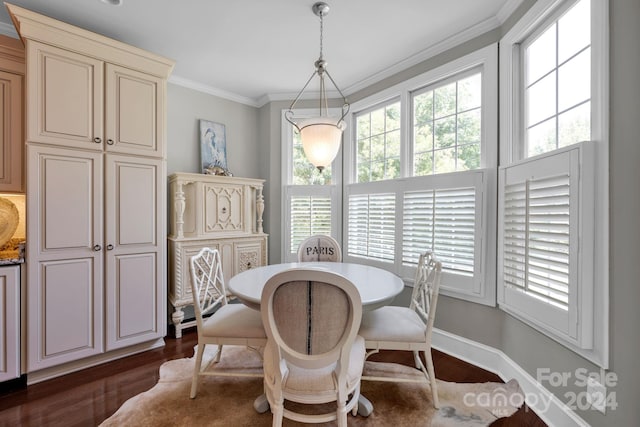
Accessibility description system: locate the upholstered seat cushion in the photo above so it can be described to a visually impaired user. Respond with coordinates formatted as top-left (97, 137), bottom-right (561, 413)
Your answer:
top-left (202, 303), bottom-right (266, 339)
top-left (359, 306), bottom-right (426, 343)
top-left (264, 335), bottom-right (365, 396)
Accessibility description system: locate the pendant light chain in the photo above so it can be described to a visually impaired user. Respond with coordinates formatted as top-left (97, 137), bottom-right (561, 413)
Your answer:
top-left (319, 10), bottom-right (324, 61)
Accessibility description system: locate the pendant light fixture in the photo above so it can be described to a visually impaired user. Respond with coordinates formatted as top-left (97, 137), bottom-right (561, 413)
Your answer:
top-left (285, 2), bottom-right (350, 173)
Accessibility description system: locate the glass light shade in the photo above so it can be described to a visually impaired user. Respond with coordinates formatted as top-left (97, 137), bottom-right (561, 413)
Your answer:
top-left (299, 118), bottom-right (345, 170)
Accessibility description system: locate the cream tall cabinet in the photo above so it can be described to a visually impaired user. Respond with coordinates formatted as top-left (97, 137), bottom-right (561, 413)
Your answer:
top-left (0, 265), bottom-right (20, 382)
top-left (168, 173), bottom-right (268, 338)
top-left (8, 4), bottom-right (175, 378)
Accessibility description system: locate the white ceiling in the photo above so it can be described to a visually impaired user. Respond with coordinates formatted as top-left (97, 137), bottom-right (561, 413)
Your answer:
top-left (0, 0), bottom-right (522, 106)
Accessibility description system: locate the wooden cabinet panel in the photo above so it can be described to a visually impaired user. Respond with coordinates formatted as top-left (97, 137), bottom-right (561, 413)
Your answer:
top-left (0, 266), bottom-right (20, 382)
top-left (234, 240), bottom-right (264, 273)
top-left (28, 258), bottom-right (103, 371)
top-left (105, 253), bottom-right (160, 350)
top-left (27, 145), bottom-right (103, 371)
top-left (28, 146), bottom-right (103, 255)
top-left (105, 155), bottom-right (165, 350)
top-left (0, 70), bottom-right (23, 192)
top-left (106, 155), bottom-right (159, 246)
top-left (203, 183), bottom-right (244, 233)
top-left (105, 64), bottom-right (163, 157)
top-left (27, 41), bottom-right (103, 149)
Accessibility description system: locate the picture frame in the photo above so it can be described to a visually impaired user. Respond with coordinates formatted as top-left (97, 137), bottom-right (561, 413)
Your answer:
top-left (199, 119), bottom-right (228, 173)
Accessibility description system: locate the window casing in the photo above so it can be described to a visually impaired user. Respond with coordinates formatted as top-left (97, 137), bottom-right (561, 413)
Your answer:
top-left (499, 0), bottom-right (608, 367)
top-left (343, 45), bottom-right (497, 305)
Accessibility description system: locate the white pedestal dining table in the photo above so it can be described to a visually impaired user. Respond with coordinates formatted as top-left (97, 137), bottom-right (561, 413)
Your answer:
top-left (227, 261), bottom-right (405, 417)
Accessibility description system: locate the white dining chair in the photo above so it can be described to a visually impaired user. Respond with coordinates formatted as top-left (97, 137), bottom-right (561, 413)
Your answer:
top-left (297, 234), bottom-right (342, 262)
top-left (358, 251), bottom-right (442, 408)
top-left (261, 268), bottom-right (365, 427)
top-left (189, 247), bottom-right (267, 399)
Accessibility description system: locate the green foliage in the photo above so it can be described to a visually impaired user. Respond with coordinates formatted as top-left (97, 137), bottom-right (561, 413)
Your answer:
top-left (358, 73), bottom-right (484, 181)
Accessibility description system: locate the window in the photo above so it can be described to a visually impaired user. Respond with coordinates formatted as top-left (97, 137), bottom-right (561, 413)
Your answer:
top-left (343, 45), bottom-right (497, 305)
top-left (523, 0), bottom-right (591, 156)
top-left (281, 109), bottom-right (341, 262)
top-left (413, 70), bottom-right (482, 175)
top-left (356, 101), bottom-right (401, 182)
top-left (499, 0), bottom-right (608, 366)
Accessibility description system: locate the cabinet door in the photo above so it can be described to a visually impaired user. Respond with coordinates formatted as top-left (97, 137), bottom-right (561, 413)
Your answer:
top-left (104, 155), bottom-right (165, 350)
top-left (234, 239), bottom-right (266, 275)
top-left (0, 266), bottom-right (19, 382)
top-left (0, 70), bottom-right (23, 192)
top-left (27, 41), bottom-right (103, 149)
top-left (26, 145), bottom-right (104, 371)
top-left (203, 183), bottom-right (244, 234)
top-left (105, 64), bottom-right (164, 158)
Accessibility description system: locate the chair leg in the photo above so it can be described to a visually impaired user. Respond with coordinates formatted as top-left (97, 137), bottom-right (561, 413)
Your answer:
top-left (337, 400), bottom-right (348, 427)
top-left (270, 400), bottom-right (284, 427)
top-left (190, 343), bottom-right (206, 399)
top-left (413, 350), bottom-right (421, 369)
top-left (215, 344), bottom-right (223, 363)
top-left (425, 350), bottom-right (439, 409)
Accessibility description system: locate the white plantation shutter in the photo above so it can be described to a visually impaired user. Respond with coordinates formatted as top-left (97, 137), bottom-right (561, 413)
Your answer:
top-left (402, 188), bottom-right (476, 277)
top-left (345, 170), bottom-right (491, 303)
top-left (433, 188), bottom-right (476, 276)
top-left (290, 195), bottom-right (332, 254)
top-left (499, 144), bottom-right (594, 347)
top-left (503, 176), bottom-right (571, 309)
top-left (283, 184), bottom-right (339, 262)
top-left (347, 193), bottom-right (395, 262)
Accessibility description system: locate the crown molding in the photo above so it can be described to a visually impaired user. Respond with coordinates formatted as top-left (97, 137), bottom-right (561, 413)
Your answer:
top-left (496, 0), bottom-right (526, 24)
top-left (343, 15), bottom-right (500, 96)
top-left (168, 75), bottom-right (261, 108)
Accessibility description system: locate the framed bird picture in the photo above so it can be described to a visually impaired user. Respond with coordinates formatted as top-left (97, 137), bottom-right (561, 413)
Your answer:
top-left (199, 119), bottom-right (228, 173)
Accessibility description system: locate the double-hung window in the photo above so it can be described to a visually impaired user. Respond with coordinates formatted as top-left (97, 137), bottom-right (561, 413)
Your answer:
top-left (499, 0), bottom-right (608, 366)
top-left (281, 109), bottom-right (341, 262)
top-left (343, 45), bottom-right (498, 305)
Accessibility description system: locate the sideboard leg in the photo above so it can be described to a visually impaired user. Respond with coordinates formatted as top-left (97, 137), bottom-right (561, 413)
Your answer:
top-left (171, 307), bottom-right (185, 338)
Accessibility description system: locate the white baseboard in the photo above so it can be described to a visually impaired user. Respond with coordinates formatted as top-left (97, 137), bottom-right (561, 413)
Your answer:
top-left (432, 328), bottom-right (590, 427)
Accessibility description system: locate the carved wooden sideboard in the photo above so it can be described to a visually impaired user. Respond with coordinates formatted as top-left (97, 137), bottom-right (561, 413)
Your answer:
top-left (168, 173), bottom-right (268, 337)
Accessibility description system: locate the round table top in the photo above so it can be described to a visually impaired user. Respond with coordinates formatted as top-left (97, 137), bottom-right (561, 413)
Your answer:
top-left (228, 262), bottom-right (405, 311)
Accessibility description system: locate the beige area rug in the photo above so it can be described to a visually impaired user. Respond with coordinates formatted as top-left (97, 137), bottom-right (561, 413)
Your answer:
top-left (100, 346), bottom-right (524, 426)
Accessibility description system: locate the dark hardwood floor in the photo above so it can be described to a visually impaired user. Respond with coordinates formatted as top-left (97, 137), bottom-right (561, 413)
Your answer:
top-left (0, 329), bottom-right (546, 426)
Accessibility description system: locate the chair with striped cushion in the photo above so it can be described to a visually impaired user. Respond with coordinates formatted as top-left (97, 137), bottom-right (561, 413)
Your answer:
top-left (358, 251), bottom-right (442, 408)
top-left (297, 234), bottom-right (342, 262)
top-left (261, 268), bottom-right (365, 426)
top-left (189, 247), bottom-right (267, 399)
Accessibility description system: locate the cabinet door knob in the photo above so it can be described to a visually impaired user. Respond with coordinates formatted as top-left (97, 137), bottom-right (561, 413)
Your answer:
top-left (221, 207), bottom-right (227, 214)
top-left (93, 244), bottom-right (102, 251)
top-left (247, 262), bottom-right (252, 269)
top-left (93, 137), bottom-right (102, 144)
top-left (107, 139), bottom-right (114, 145)
top-left (107, 244), bottom-right (114, 250)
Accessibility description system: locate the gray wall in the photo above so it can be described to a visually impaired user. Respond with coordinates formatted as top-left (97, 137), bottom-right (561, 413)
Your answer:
top-left (167, 83), bottom-right (260, 179)
top-left (165, 0), bottom-right (640, 422)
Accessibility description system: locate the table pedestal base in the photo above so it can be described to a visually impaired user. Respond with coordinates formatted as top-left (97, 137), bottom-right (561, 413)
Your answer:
top-left (253, 394), bottom-right (270, 413)
top-left (357, 394), bottom-right (374, 417)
